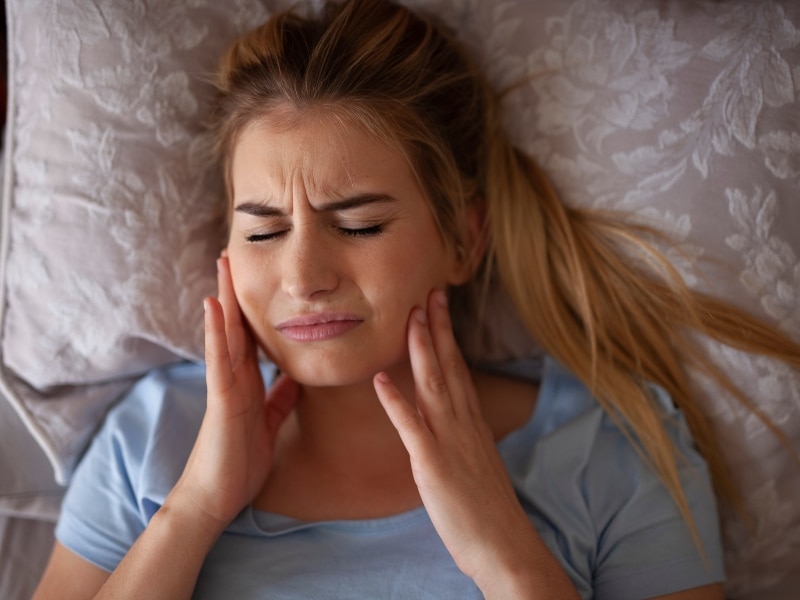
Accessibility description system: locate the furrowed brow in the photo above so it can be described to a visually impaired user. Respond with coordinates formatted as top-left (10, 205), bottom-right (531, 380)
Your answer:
top-left (234, 193), bottom-right (396, 217)
top-left (234, 202), bottom-right (285, 218)
top-left (318, 193), bottom-right (396, 212)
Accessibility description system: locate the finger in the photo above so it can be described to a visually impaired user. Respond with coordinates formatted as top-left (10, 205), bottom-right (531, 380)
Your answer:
top-left (426, 290), bottom-right (480, 419)
top-left (204, 296), bottom-right (234, 400)
top-left (407, 306), bottom-right (455, 423)
top-left (264, 374), bottom-right (299, 437)
top-left (217, 256), bottom-right (249, 368)
top-left (373, 371), bottom-right (434, 457)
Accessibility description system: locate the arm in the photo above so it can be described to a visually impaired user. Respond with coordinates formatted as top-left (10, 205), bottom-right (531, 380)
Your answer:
top-left (34, 257), bottom-right (298, 599)
top-left (34, 543), bottom-right (109, 600)
top-left (33, 499), bottom-right (222, 600)
top-left (373, 289), bottom-right (580, 599)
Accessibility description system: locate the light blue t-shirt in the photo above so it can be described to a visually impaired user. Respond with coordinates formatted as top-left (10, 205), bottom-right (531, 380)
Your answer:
top-left (56, 359), bottom-right (724, 599)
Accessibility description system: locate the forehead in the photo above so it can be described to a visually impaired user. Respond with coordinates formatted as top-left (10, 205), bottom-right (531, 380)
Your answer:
top-left (229, 108), bottom-right (417, 202)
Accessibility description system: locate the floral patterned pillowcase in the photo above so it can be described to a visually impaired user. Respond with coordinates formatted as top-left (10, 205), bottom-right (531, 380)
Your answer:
top-left (1, 2), bottom-right (799, 594)
top-left (0, 1), bottom-right (275, 506)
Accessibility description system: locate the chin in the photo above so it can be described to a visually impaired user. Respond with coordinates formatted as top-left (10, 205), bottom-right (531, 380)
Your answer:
top-left (283, 365), bottom-right (376, 389)
top-left (270, 348), bottom-right (407, 390)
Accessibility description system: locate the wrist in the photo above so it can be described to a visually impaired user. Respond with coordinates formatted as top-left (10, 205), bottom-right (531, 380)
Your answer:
top-left (93, 487), bottom-right (227, 599)
top-left (158, 487), bottom-right (229, 551)
top-left (472, 524), bottom-right (580, 600)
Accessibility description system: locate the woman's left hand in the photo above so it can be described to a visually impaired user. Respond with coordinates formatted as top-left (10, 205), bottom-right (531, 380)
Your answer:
top-left (373, 290), bottom-right (571, 596)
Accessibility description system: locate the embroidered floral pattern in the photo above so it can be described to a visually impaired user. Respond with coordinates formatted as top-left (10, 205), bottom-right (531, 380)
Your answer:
top-left (726, 187), bottom-right (799, 331)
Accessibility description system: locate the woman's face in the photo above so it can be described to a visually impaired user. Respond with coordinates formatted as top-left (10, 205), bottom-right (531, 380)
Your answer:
top-left (226, 112), bottom-right (464, 387)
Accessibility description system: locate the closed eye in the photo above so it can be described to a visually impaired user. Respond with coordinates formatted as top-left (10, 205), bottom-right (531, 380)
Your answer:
top-left (246, 231), bottom-right (287, 243)
top-left (338, 225), bottom-right (383, 237)
top-left (245, 224), bottom-right (383, 242)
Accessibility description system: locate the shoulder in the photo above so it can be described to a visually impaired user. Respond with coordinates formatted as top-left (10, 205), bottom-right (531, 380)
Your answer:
top-left (66, 361), bottom-right (214, 506)
top-left (503, 357), bottom-right (703, 466)
top-left (99, 361), bottom-right (209, 495)
top-left (105, 361), bottom-right (209, 436)
top-left (499, 358), bottom-right (724, 600)
top-left (54, 362), bottom-right (212, 571)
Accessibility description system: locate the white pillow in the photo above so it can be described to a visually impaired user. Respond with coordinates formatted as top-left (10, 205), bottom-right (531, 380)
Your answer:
top-left (1, 1), bottom-right (798, 597)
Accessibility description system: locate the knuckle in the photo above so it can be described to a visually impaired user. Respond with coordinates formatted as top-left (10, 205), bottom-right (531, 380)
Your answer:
top-left (425, 373), bottom-right (449, 396)
top-left (445, 357), bottom-right (467, 380)
top-left (398, 409), bottom-right (422, 432)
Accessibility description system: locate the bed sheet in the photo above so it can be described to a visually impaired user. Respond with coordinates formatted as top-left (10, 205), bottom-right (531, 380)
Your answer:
top-left (0, 515), bottom-right (54, 600)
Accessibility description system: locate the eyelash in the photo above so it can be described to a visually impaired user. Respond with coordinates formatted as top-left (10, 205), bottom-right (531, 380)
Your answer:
top-left (246, 224), bottom-right (383, 243)
top-left (246, 232), bottom-right (284, 243)
top-left (339, 224), bottom-right (383, 237)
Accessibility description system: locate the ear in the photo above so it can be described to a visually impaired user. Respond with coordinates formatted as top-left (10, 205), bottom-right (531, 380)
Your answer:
top-left (448, 199), bottom-right (488, 286)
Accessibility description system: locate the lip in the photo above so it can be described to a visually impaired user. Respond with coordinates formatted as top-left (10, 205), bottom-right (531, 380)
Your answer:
top-left (275, 313), bottom-right (363, 342)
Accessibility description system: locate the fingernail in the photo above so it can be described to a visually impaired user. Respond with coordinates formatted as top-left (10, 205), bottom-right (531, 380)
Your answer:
top-left (414, 307), bottom-right (428, 325)
top-left (203, 298), bottom-right (210, 312)
top-left (434, 290), bottom-right (447, 308)
top-left (375, 371), bottom-right (391, 384)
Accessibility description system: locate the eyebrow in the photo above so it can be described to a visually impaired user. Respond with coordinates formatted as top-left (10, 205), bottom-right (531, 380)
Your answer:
top-left (234, 193), bottom-right (397, 217)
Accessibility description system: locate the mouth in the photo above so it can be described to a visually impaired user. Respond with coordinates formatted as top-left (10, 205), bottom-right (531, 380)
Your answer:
top-left (275, 313), bottom-right (363, 342)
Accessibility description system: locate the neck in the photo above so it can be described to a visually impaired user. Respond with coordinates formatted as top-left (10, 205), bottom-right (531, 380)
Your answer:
top-left (256, 362), bottom-right (423, 520)
top-left (285, 362), bottom-right (418, 466)
top-left (257, 361), bottom-right (538, 520)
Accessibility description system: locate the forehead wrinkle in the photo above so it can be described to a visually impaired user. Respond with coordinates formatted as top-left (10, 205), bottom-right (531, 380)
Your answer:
top-left (236, 106), bottom-right (419, 213)
top-left (263, 104), bottom-right (408, 202)
top-left (301, 126), bottom-right (359, 203)
top-left (240, 110), bottom-right (318, 212)
top-left (330, 112), bottom-right (358, 193)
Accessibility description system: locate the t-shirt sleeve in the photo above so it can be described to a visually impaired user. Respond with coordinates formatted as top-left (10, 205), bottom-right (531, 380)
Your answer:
top-left (54, 363), bottom-right (207, 572)
top-left (586, 386), bottom-right (725, 599)
top-left (506, 360), bottom-right (726, 600)
top-left (54, 406), bottom-right (150, 572)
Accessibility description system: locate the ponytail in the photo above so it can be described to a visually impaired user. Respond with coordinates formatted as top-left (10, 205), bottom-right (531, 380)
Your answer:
top-left (481, 92), bottom-right (800, 543)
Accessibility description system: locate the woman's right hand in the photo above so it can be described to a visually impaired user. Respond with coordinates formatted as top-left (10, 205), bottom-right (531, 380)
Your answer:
top-left (171, 255), bottom-right (299, 532)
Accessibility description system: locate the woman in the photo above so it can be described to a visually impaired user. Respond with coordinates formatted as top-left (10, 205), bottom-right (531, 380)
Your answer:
top-left (34, 0), bottom-right (799, 598)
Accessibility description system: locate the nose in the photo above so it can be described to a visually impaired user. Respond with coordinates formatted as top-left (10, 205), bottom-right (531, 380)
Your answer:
top-left (281, 225), bottom-right (340, 299)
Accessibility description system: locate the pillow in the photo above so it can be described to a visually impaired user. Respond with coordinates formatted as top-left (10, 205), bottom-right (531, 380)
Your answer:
top-left (0, 1), bottom-right (275, 490)
top-left (1, 0), bottom-right (799, 597)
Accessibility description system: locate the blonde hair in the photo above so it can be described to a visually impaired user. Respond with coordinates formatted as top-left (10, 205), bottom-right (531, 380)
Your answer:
top-left (213, 0), bottom-right (800, 545)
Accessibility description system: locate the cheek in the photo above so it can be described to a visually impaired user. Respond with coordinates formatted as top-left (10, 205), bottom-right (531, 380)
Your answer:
top-left (227, 257), bottom-right (251, 308)
top-left (227, 253), bottom-right (276, 328)
top-left (370, 242), bottom-right (451, 314)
